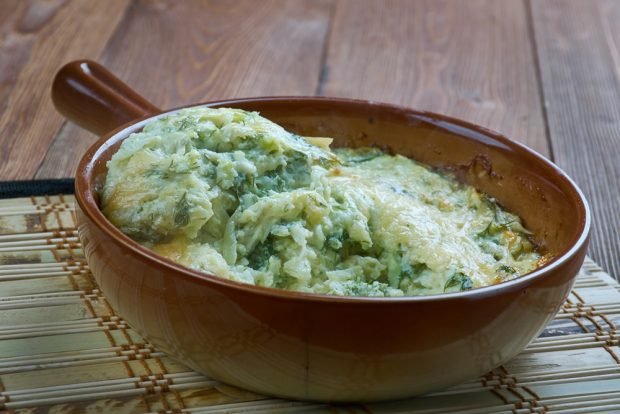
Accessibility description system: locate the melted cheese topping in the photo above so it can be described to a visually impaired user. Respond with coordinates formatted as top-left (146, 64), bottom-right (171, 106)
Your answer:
top-left (102, 107), bottom-right (543, 297)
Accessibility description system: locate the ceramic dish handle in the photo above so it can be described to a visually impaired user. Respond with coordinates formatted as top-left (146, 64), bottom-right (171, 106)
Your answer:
top-left (52, 60), bottom-right (161, 136)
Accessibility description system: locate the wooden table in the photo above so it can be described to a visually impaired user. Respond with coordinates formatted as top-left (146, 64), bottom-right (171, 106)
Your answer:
top-left (1, 0), bottom-right (618, 280)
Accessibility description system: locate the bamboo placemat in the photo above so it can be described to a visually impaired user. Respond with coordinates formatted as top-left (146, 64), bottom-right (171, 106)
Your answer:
top-left (0, 194), bottom-right (619, 413)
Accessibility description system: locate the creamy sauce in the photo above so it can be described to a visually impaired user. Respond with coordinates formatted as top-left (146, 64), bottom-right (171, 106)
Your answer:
top-left (102, 107), bottom-right (543, 296)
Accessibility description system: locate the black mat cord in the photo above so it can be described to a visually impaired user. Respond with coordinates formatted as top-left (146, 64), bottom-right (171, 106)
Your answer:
top-left (0, 179), bottom-right (75, 199)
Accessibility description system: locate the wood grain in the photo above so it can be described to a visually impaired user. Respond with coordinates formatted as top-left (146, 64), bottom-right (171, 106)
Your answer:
top-left (36, 0), bottom-right (333, 178)
top-left (531, 0), bottom-right (620, 279)
top-left (0, 1), bottom-right (34, 118)
top-left (0, 0), bottom-right (131, 180)
top-left (321, 0), bottom-right (549, 157)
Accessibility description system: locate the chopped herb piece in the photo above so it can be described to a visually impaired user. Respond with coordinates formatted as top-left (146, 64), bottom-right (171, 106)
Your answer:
top-left (497, 264), bottom-right (519, 280)
top-left (342, 148), bottom-right (383, 165)
top-left (401, 262), bottom-right (428, 279)
top-left (177, 118), bottom-right (196, 130)
top-left (444, 272), bottom-right (473, 292)
top-left (174, 192), bottom-right (191, 227)
top-left (499, 264), bottom-right (516, 274)
top-left (247, 236), bottom-right (275, 270)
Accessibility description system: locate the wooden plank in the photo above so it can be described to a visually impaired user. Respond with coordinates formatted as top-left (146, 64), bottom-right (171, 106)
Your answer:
top-left (0, 1), bottom-right (31, 118)
top-left (321, 0), bottom-right (549, 157)
top-left (531, 0), bottom-right (620, 280)
top-left (0, 0), bottom-right (131, 180)
top-left (36, 0), bottom-right (333, 179)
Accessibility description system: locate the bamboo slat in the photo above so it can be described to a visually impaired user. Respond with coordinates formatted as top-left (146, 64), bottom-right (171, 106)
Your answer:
top-left (0, 195), bottom-right (618, 413)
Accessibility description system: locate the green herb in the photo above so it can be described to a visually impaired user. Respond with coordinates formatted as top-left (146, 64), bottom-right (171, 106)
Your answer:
top-left (401, 262), bottom-right (428, 279)
top-left (347, 154), bottom-right (381, 164)
top-left (145, 167), bottom-right (166, 178)
top-left (479, 198), bottom-right (519, 237)
top-left (174, 192), bottom-right (191, 227)
top-left (444, 272), bottom-right (473, 292)
top-left (145, 160), bottom-right (181, 179)
top-left (498, 264), bottom-right (516, 274)
top-left (274, 273), bottom-right (296, 289)
top-left (290, 134), bottom-right (306, 144)
top-left (232, 174), bottom-right (259, 200)
top-left (389, 185), bottom-right (415, 198)
top-left (494, 209), bottom-right (516, 228)
top-left (326, 233), bottom-right (344, 250)
top-left (247, 236), bottom-right (275, 270)
top-left (497, 264), bottom-right (519, 281)
top-left (177, 118), bottom-right (196, 130)
top-left (342, 148), bottom-right (383, 165)
top-left (255, 169), bottom-right (289, 194)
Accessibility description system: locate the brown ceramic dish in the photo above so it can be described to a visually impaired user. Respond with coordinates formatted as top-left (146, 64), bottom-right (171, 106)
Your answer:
top-left (53, 60), bottom-right (590, 402)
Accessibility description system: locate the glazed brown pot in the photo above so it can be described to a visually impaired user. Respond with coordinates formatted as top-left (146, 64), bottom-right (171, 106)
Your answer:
top-left (53, 60), bottom-right (590, 402)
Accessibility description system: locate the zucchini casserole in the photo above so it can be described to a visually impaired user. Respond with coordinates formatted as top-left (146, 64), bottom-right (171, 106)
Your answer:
top-left (102, 108), bottom-right (544, 297)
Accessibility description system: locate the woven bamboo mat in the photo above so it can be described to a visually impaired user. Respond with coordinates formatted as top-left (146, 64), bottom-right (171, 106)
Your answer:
top-left (0, 195), bottom-right (619, 413)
